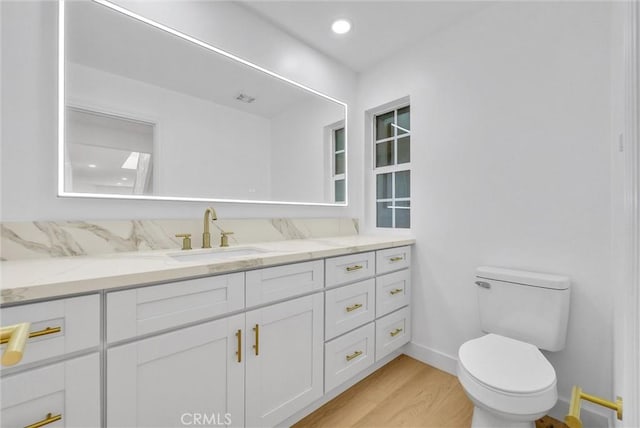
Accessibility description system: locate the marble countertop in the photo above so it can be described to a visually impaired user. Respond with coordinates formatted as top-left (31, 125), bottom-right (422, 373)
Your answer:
top-left (0, 235), bottom-right (415, 305)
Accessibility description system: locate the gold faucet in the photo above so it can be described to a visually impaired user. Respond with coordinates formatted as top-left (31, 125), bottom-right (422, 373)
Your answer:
top-left (202, 207), bottom-right (218, 248)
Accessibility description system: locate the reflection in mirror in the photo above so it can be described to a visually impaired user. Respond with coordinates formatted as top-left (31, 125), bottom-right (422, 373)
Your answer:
top-left (61, 0), bottom-right (347, 205)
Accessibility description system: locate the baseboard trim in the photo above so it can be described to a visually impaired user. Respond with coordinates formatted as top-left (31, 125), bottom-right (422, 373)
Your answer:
top-left (404, 341), bottom-right (458, 375)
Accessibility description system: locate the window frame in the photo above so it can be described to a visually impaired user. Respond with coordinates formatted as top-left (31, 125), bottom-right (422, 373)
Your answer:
top-left (370, 102), bottom-right (411, 230)
top-left (327, 120), bottom-right (346, 203)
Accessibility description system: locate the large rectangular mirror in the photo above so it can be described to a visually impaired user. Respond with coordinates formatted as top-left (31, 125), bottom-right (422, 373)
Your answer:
top-left (59, 0), bottom-right (347, 205)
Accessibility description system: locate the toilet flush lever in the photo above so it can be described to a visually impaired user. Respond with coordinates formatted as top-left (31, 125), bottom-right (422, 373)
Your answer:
top-left (475, 281), bottom-right (491, 289)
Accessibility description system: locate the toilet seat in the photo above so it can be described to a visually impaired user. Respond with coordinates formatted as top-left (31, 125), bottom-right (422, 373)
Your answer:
top-left (457, 334), bottom-right (557, 418)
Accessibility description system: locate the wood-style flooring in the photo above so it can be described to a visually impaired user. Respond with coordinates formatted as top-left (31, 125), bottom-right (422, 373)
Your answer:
top-left (292, 355), bottom-right (568, 428)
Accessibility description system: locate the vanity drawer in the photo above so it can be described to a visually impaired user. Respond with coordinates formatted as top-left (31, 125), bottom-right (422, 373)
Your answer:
top-left (325, 279), bottom-right (375, 340)
top-left (375, 307), bottom-right (411, 362)
top-left (376, 246), bottom-right (411, 275)
top-left (107, 272), bottom-right (244, 343)
top-left (324, 322), bottom-right (375, 393)
top-left (0, 295), bottom-right (100, 368)
top-left (325, 252), bottom-right (375, 287)
top-left (376, 270), bottom-right (411, 317)
top-left (246, 260), bottom-right (324, 307)
top-left (1, 353), bottom-right (100, 428)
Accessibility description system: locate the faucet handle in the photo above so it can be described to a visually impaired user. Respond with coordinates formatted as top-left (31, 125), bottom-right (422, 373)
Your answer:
top-left (220, 231), bottom-right (234, 248)
top-left (175, 233), bottom-right (192, 251)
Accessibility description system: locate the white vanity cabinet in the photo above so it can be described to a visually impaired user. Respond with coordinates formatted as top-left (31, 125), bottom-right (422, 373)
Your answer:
top-left (107, 315), bottom-right (245, 428)
top-left (106, 262), bottom-right (325, 428)
top-left (0, 295), bottom-right (101, 428)
top-left (1, 353), bottom-right (100, 428)
top-left (245, 294), bottom-right (324, 427)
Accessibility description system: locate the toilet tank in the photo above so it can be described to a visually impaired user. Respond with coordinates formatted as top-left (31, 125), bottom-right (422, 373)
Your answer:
top-left (475, 266), bottom-right (570, 352)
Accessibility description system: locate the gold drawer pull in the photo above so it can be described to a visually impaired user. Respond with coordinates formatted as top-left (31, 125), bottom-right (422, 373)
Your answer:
top-left (389, 288), bottom-right (403, 295)
top-left (253, 324), bottom-right (259, 356)
top-left (346, 303), bottom-right (363, 312)
top-left (345, 350), bottom-right (363, 361)
top-left (345, 265), bottom-right (363, 272)
top-left (0, 326), bottom-right (62, 345)
top-left (24, 412), bottom-right (62, 428)
top-left (235, 329), bottom-right (242, 363)
top-left (389, 256), bottom-right (404, 262)
top-left (390, 328), bottom-right (403, 337)
top-left (0, 322), bottom-right (31, 366)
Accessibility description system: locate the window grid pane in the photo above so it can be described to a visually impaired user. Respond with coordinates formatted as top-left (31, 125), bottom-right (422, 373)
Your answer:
top-left (374, 105), bottom-right (410, 229)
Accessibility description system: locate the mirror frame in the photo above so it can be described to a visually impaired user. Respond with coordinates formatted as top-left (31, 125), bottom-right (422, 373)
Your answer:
top-left (57, 0), bottom-right (348, 206)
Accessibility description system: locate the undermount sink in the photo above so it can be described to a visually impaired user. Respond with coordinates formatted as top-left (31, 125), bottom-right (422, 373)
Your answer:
top-left (169, 247), bottom-right (267, 262)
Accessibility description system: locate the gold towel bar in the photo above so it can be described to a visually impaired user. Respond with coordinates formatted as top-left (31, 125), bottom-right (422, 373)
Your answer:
top-left (0, 322), bottom-right (31, 366)
top-left (24, 412), bottom-right (62, 428)
top-left (565, 385), bottom-right (623, 428)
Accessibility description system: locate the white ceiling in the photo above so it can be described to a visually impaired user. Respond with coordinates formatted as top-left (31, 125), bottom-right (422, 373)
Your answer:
top-left (241, 1), bottom-right (491, 72)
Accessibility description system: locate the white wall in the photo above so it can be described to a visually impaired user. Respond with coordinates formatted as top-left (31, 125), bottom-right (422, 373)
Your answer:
top-left (67, 63), bottom-right (272, 200)
top-left (0, 0), bottom-right (358, 221)
top-left (357, 0), bottom-right (614, 411)
top-left (270, 98), bottom-right (344, 203)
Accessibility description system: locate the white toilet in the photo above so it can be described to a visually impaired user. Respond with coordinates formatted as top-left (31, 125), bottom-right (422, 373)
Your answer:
top-left (457, 266), bottom-right (570, 428)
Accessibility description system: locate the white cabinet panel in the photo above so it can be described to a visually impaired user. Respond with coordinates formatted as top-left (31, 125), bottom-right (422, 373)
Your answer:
top-left (324, 322), bottom-right (375, 393)
top-left (325, 252), bottom-right (375, 287)
top-left (0, 295), bottom-right (100, 368)
top-left (245, 294), bottom-right (324, 427)
top-left (376, 270), bottom-right (411, 318)
top-left (325, 279), bottom-right (375, 340)
top-left (246, 261), bottom-right (323, 307)
top-left (107, 272), bottom-right (244, 342)
top-left (375, 307), bottom-right (411, 362)
top-left (107, 315), bottom-right (244, 427)
top-left (376, 246), bottom-right (411, 275)
top-left (1, 353), bottom-right (100, 427)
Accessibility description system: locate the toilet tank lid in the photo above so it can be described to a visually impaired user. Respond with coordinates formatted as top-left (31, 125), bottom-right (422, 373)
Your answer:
top-left (476, 266), bottom-right (570, 290)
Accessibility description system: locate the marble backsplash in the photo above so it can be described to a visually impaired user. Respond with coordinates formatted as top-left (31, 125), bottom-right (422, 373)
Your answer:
top-left (0, 218), bottom-right (359, 261)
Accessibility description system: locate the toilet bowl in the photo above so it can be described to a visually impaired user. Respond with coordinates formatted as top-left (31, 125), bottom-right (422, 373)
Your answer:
top-left (458, 267), bottom-right (570, 428)
top-left (457, 334), bottom-right (557, 428)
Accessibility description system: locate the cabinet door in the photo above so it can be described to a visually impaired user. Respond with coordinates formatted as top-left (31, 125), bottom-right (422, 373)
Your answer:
top-left (245, 294), bottom-right (324, 427)
top-left (1, 353), bottom-right (100, 427)
top-left (107, 315), bottom-right (244, 428)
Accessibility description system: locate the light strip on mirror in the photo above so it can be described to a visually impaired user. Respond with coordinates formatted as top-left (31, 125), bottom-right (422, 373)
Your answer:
top-left (57, 0), bottom-right (66, 197)
top-left (57, 0), bottom-right (348, 207)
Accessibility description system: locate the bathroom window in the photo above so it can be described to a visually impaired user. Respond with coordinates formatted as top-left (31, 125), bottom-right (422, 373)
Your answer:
top-left (330, 123), bottom-right (346, 203)
top-left (374, 105), bottom-right (410, 228)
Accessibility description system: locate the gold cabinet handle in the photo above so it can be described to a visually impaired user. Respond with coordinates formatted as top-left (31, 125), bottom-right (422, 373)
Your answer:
top-left (24, 412), bottom-right (62, 428)
top-left (389, 288), bottom-right (403, 295)
top-left (345, 350), bottom-right (363, 361)
top-left (0, 326), bottom-right (61, 345)
top-left (345, 265), bottom-right (363, 272)
top-left (0, 322), bottom-right (31, 367)
top-left (389, 256), bottom-right (404, 262)
top-left (390, 328), bottom-right (403, 337)
top-left (345, 303), bottom-right (363, 312)
top-left (253, 324), bottom-right (259, 356)
top-left (235, 329), bottom-right (242, 363)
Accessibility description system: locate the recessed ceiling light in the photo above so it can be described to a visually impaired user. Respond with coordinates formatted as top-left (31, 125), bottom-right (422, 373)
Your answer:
top-left (122, 177), bottom-right (128, 181)
top-left (88, 164), bottom-right (97, 168)
top-left (332, 19), bottom-right (351, 35)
